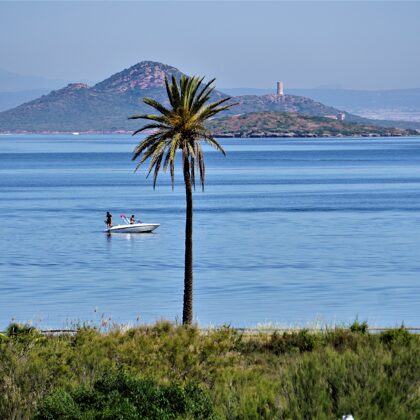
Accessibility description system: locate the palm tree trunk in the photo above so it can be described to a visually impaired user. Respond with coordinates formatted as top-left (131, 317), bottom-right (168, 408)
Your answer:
top-left (182, 149), bottom-right (193, 325)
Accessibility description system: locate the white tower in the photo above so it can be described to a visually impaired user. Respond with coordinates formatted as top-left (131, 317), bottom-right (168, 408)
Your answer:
top-left (277, 81), bottom-right (284, 96)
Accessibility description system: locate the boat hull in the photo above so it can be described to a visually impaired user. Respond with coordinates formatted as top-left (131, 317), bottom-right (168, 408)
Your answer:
top-left (106, 223), bottom-right (160, 233)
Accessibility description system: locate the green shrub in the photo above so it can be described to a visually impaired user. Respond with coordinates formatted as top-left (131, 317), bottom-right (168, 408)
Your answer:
top-left (35, 389), bottom-right (82, 420)
top-left (380, 327), bottom-right (412, 346)
top-left (6, 322), bottom-right (38, 337)
top-left (36, 370), bottom-right (216, 419)
top-left (325, 328), bottom-right (362, 352)
top-left (0, 322), bottom-right (418, 419)
top-left (282, 343), bottom-right (420, 418)
top-left (349, 319), bottom-right (368, 334)
top-left (267, 329), bottom-right (318, 354)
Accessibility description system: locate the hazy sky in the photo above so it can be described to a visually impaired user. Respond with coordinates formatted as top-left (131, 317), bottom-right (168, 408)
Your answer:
top-left (1, 1), bottom-right (419, 89)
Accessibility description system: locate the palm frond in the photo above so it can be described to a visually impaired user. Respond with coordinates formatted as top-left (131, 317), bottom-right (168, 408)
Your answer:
top-left (132, 132), bottom-right (169, 161)
top-left (201, 135), bottom-right (226, 155)
top-left (146, 140), bottom-right (167, 176)
top-left (196, 78), bottom-right (216, 103)
top-left (134, 135), bottom-right (169, 171)
top-left (190, 153), bottom-right (196, 189)
top-left (152, 155), bottom-right (164, 188)
top-left (131, 74), bottom-right (236, 190)
top-left (195, 98), bottom-right (236, 121)
top-left (147, 143), bottom-right (167, 189)
top-left (165, 77), bottom-right (176, 108)
top-left (142, 98), bottom-right (171, 116)
top-left (129, 113), bottom-right (168, 124)
top-left (170, 75), bottom-right (181, 110)
top-left (194, 143), bottom-right (206, 191)
top-left (191, 90), bottom-right (215, 113)
top-left (187, 77), bottom-right (205, 109)
top-left (162, 133), bottom-right (181, 190)
top-left (132, 123), bottom-right (171, 136)
top-left (134, 146), bottom-right (160, 172)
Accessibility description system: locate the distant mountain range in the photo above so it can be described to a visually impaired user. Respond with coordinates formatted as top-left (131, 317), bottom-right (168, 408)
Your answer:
top-left (0, 67), bottom-right (66, 92)
top-left (0, 61), bottom-right (419, 133)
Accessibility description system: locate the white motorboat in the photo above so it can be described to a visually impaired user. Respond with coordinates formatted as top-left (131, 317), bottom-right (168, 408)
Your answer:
top-left (106, 215), bottom-right (159, 234)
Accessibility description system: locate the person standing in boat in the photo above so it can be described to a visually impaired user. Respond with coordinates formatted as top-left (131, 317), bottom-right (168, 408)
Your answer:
top-left (130, 214), bottom-right (136, 224)
top-left (105, 212), bottom-right (113, 228)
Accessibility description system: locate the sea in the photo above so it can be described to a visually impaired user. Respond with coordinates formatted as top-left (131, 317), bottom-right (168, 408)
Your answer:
top-left (0, 135), bottom-right (419, 329)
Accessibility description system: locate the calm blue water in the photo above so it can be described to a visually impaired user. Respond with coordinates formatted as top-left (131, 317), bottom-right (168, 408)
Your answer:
top-left (1, 135), bottom-right (420, 329)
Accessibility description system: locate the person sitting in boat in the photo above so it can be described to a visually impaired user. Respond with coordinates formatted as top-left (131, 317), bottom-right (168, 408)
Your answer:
top-left (130, 214), bottom-right (136, 224)
top-left (105, 212), bottom-right (112, 228)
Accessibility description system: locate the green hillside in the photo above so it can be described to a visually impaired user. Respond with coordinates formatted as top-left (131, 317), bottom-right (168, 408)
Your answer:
top-left (207, 112), bottom-right (417, 138)
top-left (0, 61), bottom-right (225, 133)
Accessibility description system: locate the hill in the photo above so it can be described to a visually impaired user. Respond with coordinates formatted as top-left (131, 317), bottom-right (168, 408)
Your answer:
top-left (0, 60), bottom-right (418, 133)
top-left (0, 61), bottom-right (225, 132)
top-left (221, 87), bottom-right (420, 124)
top-left (223, 93), bottom-right (345, 119)
top-left (0, 62), bottom-right (223, 132)
top-left (221, 93), bottom-right (420, 130)
top-left (207, 112), bottom-right (416, 138)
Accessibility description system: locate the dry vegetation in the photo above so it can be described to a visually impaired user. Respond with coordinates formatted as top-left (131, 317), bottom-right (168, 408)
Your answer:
top-left (0, 322), bottom-right (419, 419)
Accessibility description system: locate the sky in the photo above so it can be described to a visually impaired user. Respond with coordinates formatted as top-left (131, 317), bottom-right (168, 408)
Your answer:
top-left (1, 1), bottom-right (419, 90)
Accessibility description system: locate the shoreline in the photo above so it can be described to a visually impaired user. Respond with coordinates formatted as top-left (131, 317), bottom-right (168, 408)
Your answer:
top-left (2, 320), bottom-right (419, 334)
top-left (0, 131), bottom-right (419, 138)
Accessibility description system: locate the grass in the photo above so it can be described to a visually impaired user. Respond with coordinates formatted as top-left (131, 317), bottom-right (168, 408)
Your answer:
top-left (0, 321), bottom-right (419, 419)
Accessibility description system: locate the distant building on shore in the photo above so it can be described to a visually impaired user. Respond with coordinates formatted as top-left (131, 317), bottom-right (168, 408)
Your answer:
top-left (276, 81), bottom-right (284, 96)
top-left (324, 112), bottom-right (346, 121)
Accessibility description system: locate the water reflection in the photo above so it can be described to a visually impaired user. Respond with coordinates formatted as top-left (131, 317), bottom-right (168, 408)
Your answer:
top-left (106, 232), bottom-right (158, 241)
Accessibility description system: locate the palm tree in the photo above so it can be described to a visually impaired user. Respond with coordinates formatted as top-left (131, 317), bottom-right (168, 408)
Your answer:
top-left (129, 75), bottom-right (236, 325)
